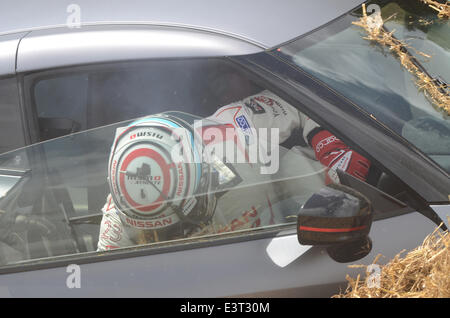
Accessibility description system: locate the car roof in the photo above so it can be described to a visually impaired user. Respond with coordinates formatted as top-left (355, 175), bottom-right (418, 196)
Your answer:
top-left (0, 0), bottom-right (363, 48)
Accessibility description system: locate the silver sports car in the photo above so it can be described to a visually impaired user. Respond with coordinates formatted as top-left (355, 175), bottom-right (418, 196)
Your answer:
top-left (0, 0), bottom-right (448, 297)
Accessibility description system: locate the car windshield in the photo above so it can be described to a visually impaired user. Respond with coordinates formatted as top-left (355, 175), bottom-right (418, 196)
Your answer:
top-left (277, 0), bottom-right (450, 174)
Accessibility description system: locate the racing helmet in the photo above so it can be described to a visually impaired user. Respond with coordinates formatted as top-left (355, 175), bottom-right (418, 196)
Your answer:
top-left (107, 112), bottom-right (217, 234)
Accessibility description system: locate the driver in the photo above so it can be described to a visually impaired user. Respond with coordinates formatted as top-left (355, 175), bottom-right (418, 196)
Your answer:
top-left (97, 90), bottom-right (371, 250)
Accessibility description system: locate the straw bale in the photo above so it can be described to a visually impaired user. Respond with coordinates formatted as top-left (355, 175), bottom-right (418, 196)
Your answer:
top-left (334, 222), bottom-right (449, 298)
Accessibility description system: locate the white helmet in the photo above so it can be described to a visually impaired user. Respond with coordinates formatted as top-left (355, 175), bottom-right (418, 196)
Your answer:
top-left (107, 112), bottom-right (217, 234)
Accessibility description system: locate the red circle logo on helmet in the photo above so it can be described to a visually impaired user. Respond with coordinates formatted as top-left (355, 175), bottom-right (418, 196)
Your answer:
top-left (118, 148), bottom-right (172, 214)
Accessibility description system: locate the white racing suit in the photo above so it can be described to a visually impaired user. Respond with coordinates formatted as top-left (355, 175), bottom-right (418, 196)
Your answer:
top-left (97, 90), bottom-right (327, 251)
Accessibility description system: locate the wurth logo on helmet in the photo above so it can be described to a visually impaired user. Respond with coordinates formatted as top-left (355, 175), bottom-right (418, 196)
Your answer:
top-left (130, 131), bottom-right (164, 140)
top-left (315, 135), bottom-right (339, 154)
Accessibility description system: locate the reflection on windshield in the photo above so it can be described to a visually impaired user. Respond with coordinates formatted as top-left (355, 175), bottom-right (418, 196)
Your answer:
top-left (278, 0), bottom-right (450, 173)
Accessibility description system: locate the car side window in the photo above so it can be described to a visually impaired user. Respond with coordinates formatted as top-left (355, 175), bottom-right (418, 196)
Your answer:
top-left (0, 58), bottom-right (332, 267)
top-left (26, 59), bottom-right (270, 220)
top-left (29, 59), bottom-right (264, 140)
top-left (0, 77), bottom-right (26, 155)
top-left (33, 74), bottom-right (88, 141)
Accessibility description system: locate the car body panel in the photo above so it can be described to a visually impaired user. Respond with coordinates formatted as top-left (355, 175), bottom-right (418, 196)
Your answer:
top-left (0, 32), bottom-right (27, 76)
top-left (16, 25), bottom-right (261, 72)
top-left (0, 0), bottom-right (363, 48)
top-left (0, 210), bottom-right (442, 297)
top-left (431, 204), bottom-right (450, 228)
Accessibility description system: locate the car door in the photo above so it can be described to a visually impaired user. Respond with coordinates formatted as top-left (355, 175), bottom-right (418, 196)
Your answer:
top-left (0, 23), bottom-right (448, 298)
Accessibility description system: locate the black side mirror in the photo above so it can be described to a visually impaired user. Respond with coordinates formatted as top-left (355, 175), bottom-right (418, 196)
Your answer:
top-left (297, 183), bottom-right (373, 263)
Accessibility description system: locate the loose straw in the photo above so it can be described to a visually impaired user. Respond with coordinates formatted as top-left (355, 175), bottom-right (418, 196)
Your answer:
top-left (352, 4), bottom-right (450, 116)
top-left (334, 221), bottom-right (449, 298)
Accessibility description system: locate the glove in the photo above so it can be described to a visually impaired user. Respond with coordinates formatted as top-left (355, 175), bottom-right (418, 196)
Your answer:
top-left (310, 130), bottom-right (371, 184)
